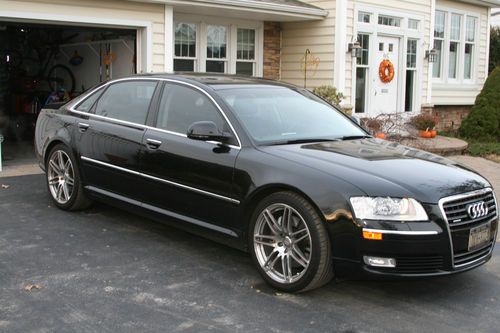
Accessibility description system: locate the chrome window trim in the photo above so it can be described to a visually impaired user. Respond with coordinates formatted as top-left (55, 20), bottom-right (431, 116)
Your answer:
top-left (438, 187), bottom-right (498, 268)
top-left (68, 77), bottom-right (242, 150)
top-left (81, 156), bottom-right (240, 205)
top-left (362, 228), bottom-right (439, 236)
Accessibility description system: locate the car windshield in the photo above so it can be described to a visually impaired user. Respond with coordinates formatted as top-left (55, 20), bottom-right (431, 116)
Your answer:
top-left (216, 86), bottom-right (367, 145)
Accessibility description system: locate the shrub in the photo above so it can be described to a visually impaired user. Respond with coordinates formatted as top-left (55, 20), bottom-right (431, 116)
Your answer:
top-left (360, 117), bottom-right (382, 135)
top-left (408, 113), bottom-right (438, 131)
top-left (312, 85), bottom-right (343, 107)
top-left (459, 67), bottom-right (500, 142)
top-left (489, 27), bottom-right (500, 74)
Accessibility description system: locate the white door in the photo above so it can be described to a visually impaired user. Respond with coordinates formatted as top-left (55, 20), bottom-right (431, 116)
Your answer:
top-left (371, 35), bottom-right (400, 114)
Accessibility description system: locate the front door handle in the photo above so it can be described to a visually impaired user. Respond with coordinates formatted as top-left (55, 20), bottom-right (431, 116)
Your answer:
top-left (146, 138), bottom-right (162, 149)
top-left (78, 123), bottom-right (90, 132)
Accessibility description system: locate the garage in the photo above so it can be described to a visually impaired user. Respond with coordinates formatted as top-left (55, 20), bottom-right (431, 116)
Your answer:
top-left (0, 0), bottom-right (164, 168)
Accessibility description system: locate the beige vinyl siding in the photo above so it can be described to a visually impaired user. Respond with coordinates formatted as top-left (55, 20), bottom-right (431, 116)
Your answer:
top-left (346, 0), bottom-right (432, 105)
top-left (432, 0), bottom-right (489, 105)
top-left (280, 1), bottom-right (335, 88)
top-left (0, 0), bottom-right (166, 72)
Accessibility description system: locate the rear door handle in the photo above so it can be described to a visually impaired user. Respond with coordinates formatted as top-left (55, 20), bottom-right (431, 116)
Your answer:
top-left (78, 123), bottom-right (90, 132)
top-left (146, 138), bottom-right (162, 149)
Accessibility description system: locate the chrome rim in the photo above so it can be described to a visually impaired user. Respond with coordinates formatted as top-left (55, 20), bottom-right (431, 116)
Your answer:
top-left (47, 150), bottom-right (75, 204)
top-left (253, 203), bottom-right (312, 284)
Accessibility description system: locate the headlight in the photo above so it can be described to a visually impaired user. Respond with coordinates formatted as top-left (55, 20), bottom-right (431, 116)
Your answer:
top-left (350, 197), bottom-right (428, 221)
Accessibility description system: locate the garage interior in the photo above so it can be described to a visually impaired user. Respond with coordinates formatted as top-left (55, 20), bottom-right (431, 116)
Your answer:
top-left (0, 21), bottom-right (137, 167)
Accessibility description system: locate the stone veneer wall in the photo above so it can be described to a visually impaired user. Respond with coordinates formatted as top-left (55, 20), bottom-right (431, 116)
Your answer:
top-left (263, 22), bottom-right (281, 80)
top-left (422, 105), bottom-right (472, 132)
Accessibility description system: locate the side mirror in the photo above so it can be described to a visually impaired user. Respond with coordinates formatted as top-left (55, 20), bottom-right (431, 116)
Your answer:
top-left (350, 115), bottom-right (361, 125)
top-left (187, 121), bottom-right (230, 143)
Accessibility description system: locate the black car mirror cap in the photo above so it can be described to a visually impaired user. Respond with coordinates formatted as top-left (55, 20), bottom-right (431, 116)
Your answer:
top-left (187, 121), bottom-right (231, 143)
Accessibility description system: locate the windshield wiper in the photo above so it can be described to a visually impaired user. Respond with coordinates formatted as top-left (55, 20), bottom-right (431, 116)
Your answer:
top-left (266, 138), bottom-right (338, 146)
top-left (340, 135), bottom-right (372, 141)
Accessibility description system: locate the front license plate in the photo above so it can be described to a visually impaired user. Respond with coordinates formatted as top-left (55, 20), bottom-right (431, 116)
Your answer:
top-left (468, 223), bottom-right (491, 251)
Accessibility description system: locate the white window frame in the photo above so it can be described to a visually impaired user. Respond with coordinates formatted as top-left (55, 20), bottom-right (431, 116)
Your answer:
top-left (236, 28), bottom-right (258, 76)
top-left (173, 14), bottom-right (263, 76)
top-left (433, 7), bottom-right (479, 85)
top-left (173, 22), bottom-right (200, 72)
top-left (352, 5), bottom-right (424, 115)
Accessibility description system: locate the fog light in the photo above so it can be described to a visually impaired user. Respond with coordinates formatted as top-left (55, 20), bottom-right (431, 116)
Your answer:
top-left (363, 256), bottom-right (396, 268)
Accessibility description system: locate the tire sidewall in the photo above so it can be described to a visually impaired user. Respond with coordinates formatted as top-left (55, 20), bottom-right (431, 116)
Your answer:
top-left (248, 192), bottom-right (327, 292)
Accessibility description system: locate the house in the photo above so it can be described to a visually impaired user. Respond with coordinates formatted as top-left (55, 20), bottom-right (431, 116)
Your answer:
top-left (0, 0), bottom-right (498, 146)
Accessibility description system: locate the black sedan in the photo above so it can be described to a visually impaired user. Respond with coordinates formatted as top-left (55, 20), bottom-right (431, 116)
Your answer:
top-left (35, 74), bottom-right (498, 292)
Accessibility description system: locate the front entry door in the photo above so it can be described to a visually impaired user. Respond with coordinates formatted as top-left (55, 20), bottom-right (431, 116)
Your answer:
top-left (372, 35), bottom-right (400, 114)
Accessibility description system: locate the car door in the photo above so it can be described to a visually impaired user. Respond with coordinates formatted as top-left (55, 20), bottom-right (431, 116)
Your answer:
top-left (138, 81), bottom-right (240, 234)
top-left (75, 79), bottom-right (159, 201)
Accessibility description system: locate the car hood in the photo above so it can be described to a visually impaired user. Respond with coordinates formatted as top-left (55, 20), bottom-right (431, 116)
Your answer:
top-left (258, 138), bottom-right (490, 203)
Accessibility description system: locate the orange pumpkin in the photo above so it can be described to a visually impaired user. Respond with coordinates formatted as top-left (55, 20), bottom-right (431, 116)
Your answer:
top-left (419, 130), bottom-right (432, 139)
top-left (430, 130), bottom-right (437, 138)
top-left (379, 59), bottom-right (395, 83)
top-left (375, 132), bottom-right (386, 139)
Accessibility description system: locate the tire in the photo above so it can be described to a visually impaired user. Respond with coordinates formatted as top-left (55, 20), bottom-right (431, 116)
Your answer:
top-left (249, 191), bottom-right (333, 292)
top-left (45, 144), bottom-right (91, 211)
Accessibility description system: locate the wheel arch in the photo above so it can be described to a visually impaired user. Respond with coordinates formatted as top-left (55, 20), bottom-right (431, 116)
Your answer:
top-left (239, 183), bottom-right (327, 251)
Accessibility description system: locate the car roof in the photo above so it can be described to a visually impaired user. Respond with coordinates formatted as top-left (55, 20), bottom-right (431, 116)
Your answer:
top-left (128, 73), bottom-right (298, 90)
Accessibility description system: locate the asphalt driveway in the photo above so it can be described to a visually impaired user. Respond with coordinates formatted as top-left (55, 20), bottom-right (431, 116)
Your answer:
top-left (0, 174), bottom-right (499, 333)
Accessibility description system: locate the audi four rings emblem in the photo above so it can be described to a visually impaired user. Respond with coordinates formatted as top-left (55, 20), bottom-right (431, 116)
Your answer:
top-left (467, 201), bottom-right (489, 219)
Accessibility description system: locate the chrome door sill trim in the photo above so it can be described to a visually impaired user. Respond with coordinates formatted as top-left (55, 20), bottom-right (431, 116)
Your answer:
top-left (85, 186), bottom-right (238, 237)
top-left (81, 156), bottom-right (240, 205)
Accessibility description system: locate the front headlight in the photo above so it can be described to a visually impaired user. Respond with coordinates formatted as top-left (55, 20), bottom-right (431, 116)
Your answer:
top-left (350, 197), bottom-right (428, 221)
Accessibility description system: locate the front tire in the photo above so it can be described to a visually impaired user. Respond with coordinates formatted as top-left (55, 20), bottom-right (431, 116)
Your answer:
top-left (45, 144), bottom-right (91, 210)
top-left (249, 191), bottom-right (333, 292)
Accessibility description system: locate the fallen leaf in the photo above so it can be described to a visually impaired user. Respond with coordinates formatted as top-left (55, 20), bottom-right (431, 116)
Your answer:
top-left (24, 284), bottom-right (42, 292)
top-left (1, 184), bottom-right (9, 189)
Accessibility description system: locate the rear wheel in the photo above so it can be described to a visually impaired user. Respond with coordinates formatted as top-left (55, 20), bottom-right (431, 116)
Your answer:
top-left (249, 191), bottom-right (333, 292)
top-left (46, 144), bottom-right (91, 210)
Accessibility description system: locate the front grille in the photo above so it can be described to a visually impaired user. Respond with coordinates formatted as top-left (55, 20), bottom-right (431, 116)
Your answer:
top-left (442, 189), bottom-right (497, 230)
top-left (440, 188), bottom-right (498, 268)
top-left (453, 243), bottom-right (493, 267)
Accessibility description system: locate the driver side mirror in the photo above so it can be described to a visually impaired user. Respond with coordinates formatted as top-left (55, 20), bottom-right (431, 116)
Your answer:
top-left (187, 121), bottom-right (230, 143)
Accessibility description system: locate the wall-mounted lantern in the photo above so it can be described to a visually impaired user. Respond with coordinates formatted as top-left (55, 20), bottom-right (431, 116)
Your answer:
top-left (348, 41), bottom-right (362, 58)
top-left (425, 49), bottom-right (438, 63)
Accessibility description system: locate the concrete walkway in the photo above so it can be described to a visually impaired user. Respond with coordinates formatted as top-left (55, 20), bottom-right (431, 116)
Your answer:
top-left (403, 135), bottom-right (469, 156)
top-left (449, 155), bottom-right (500, 199)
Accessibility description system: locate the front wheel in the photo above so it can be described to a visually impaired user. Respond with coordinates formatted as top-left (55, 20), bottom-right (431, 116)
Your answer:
top-left (46, 144), bottom-right (91, 210)
top-left (249, 192), bottom-right (333, 292)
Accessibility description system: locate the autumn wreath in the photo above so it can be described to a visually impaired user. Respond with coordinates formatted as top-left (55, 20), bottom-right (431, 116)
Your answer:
top-left (378, 59), bottom-right (395, 83)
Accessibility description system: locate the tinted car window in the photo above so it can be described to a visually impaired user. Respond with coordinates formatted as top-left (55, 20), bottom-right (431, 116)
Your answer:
top-left (75, 88), bottom-right (104, 112)
top-left (157, 83), bottom-right (226, 134)
top-left (94, 81), bottom-right (157, 124)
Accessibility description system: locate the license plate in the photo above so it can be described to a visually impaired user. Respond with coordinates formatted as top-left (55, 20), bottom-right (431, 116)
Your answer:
top-left (468, 223), bottom-right (491, 251)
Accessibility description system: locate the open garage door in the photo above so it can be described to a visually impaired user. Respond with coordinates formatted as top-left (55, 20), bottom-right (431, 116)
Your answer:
top-left (0, 22), bottom-right (138, 167)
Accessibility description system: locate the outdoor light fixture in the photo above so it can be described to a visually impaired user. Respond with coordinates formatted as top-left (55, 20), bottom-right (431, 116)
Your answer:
top-left (425, 49), bottom-right (438, 63)
top-left (348, 41), bottom-right (362, 58)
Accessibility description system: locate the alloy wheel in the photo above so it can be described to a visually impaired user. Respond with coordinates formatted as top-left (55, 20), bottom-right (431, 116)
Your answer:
top-left (47, 150), bottom-right (75, 204)
top-left (253, 203), bottom-right (312, 284)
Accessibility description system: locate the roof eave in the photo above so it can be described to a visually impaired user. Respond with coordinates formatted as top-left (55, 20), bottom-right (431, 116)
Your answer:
top-left (456, 0), bottom-right (500, 8)
top-left (130, 0), bottom-right (328, 19)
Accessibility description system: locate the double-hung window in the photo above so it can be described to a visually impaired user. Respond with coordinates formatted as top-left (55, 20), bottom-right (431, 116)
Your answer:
top-left (206, 25), bottom-right (228, 73)
top-left (432, 9), bottom-right (478, 82)
top-left (174, 23), bottom-right (197, 72)
top-left (236, 28), bottom-right (256, 75)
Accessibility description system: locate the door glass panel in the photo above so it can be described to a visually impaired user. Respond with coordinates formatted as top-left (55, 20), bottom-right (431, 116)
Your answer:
top-left (94, 81), bottom-right (157, 124)
top-left (355, 68), bottom-right (367, 114)
top-left (157, 83), bottom-right (226, 134)
top-left (405, 70), bottom-right (415, 112)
